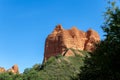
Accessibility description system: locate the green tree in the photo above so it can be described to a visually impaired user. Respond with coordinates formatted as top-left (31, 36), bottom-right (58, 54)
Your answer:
top-left (76, 1), bottom-right (120, 80)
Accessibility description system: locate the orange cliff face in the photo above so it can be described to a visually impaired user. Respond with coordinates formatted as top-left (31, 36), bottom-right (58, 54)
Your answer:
top-left (0, 64), bottom-right (19, 74)
top-left (44, 25), bottom-right (100, 61)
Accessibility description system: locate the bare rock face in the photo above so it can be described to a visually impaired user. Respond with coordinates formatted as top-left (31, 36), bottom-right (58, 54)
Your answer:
top-left (11, 64), bottom-right (19, 74)
top-left (0, 67), bottom-right (6, 73)
top-left (7, 64), bottom-right (19, 74)
top-left (44, 25), bottom-right (100, 61)
top-left (84, 29), bottom-right (100, 51)
top-left (0, 64), bottom-right (19, 74)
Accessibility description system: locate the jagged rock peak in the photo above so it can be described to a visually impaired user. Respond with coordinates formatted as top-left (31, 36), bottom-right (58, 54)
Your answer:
top-left (54, 24), bottom-right (64, 31)
top-left (11, 64), bottom-right (19, 73)
top-left (44, 25), bottom-right (100, 61)
top-left (0, 64), bottom-right (19, 74)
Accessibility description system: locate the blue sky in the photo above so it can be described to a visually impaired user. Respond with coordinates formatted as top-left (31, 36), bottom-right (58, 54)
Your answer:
top-left (0, 0), bottom-right (110, 73)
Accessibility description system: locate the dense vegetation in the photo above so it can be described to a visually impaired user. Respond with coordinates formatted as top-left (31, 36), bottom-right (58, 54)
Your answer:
top-left (0, 1), bottom-right (120, 80)
top-left (0, 49), bottom-right (90, 80)
top-left (75, 1), bottom-right (120, 80)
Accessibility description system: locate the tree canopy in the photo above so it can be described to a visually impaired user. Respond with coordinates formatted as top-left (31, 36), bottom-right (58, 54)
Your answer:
top-left (76, 1), bottom-right (120, 80)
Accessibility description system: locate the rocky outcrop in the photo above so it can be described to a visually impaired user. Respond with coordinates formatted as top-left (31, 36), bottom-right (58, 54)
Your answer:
top-left (7, 64), bottom-right (19, 74)
top-left (0, 64), bottom-right (19, 74)
top-left (44, 24), bottom-right (100, 61)
top-left (12, 64), bottom-right (19, 73)
top-left (0, 67), bottom-right (6, 73)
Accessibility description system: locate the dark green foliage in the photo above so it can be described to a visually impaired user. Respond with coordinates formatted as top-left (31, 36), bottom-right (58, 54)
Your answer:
top-left (0, 49), bottom-right (89, 80)
top-left (1, 1), bottom-right (119, 80)
top-left (76, 1), bottom-right (120, 80)
top-left (23, 50), bottom-right (89, 80)
top-left (0, 72), bottom-right (22, 80)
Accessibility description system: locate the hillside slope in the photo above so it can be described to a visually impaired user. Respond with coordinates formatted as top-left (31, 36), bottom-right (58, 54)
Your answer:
top-left (0, 49), bottom-right (90, 80)
top-left (23, 49), bottom-right (90, 80)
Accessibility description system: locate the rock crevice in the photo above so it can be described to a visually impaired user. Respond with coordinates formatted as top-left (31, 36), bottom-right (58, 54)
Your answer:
top-left (44, 25), bottom-right (100, 61)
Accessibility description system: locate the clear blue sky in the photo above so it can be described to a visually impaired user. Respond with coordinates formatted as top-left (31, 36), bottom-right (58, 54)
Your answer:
top-left (0, 0), bottom-right (110, 73)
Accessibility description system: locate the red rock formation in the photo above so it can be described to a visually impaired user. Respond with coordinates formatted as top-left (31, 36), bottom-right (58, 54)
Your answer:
top-left (0, 67), bottom-right (6, 73)
top-left (84, 29), bottom-right (100, 51)
top-left (11, 64), bottom-right (19, 74)
top-left (0, 64), bottom-right (19, 74)
top-left (44, 25), bottom-right (100, 61)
